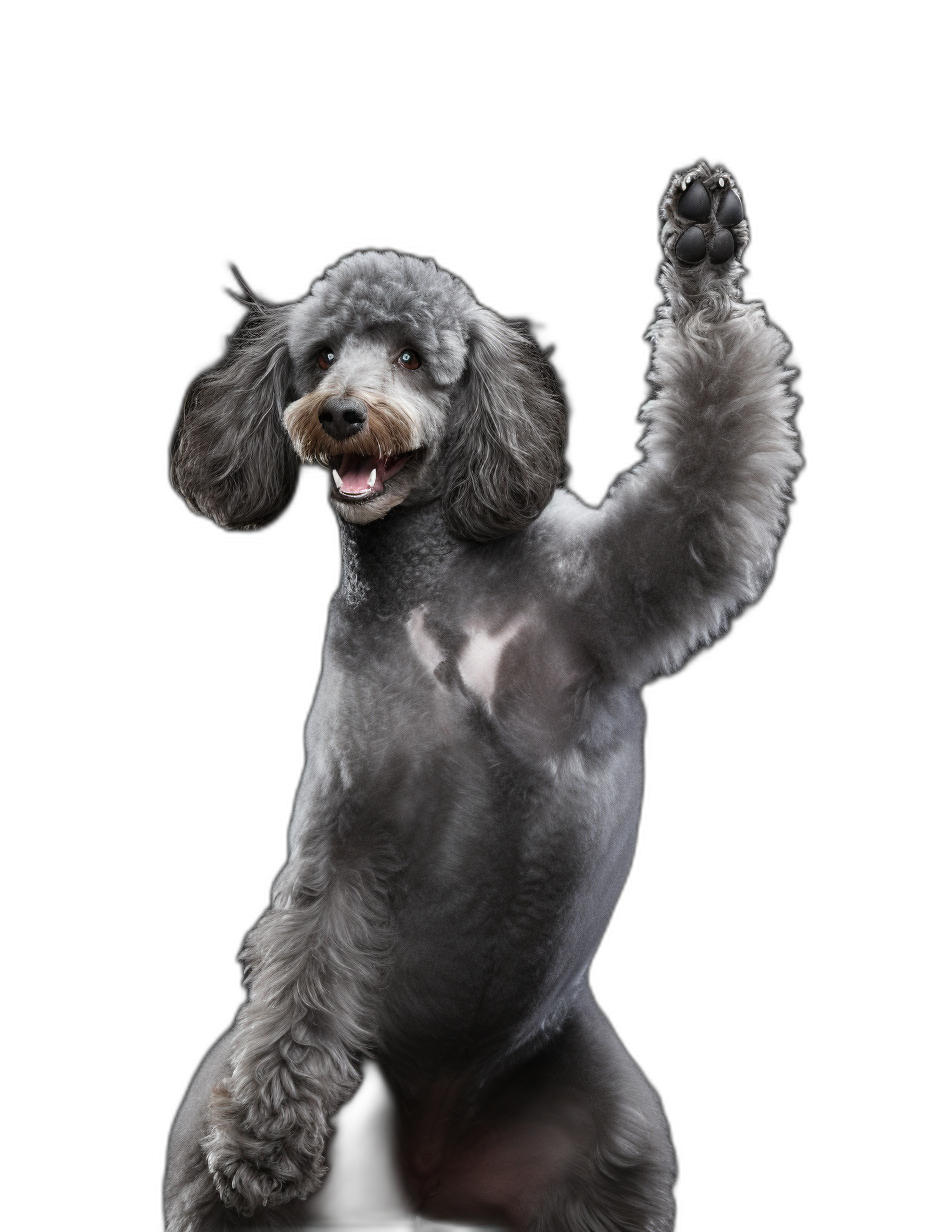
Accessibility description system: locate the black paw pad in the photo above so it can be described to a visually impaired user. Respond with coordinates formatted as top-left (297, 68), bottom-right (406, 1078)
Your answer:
top-left (715, 189), bottom-right (744, 227)
top-left (678, 179), bottom-right (711, 222)
top-left (708, 229), bottom-right (735, 264)
top-left (671, 170), bottom-right (744, 268)
top-left (676, 226), bottom-right (707, 264)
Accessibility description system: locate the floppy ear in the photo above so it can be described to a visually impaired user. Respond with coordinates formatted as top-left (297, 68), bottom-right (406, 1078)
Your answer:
top-left (170, 282), bottom-right (299, 531)
top-left (442, 309), bottom-right (568, 542)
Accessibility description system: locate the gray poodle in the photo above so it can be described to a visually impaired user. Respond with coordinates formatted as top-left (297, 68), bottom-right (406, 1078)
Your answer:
top-left (165, 162), bottom-right (800, 1232)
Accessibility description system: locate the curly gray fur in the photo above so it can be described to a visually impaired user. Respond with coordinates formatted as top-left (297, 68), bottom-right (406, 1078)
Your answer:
top-left (203, 863), bottom-right (392, 1216)
top-left (442, 309), bottom-right (568, 541)
top-left (165, 162), bottom-right (800, 1232)
top-left (171, 250), bottom-right (568, 542)
top-left (170, 297), bottom-right (299, 531)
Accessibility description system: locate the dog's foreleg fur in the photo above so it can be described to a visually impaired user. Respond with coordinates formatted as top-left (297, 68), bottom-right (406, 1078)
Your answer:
top-left (603, 183), bottom-right (801, 680)
top-left (165, 1143), bottom-right (231, 1232)
top-left (201, 855), bottom-right (392, 1217)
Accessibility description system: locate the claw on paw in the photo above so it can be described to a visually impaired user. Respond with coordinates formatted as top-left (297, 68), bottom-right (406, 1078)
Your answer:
top-left (678, 179), bottom-right (711, 222)
top-left (669, 165), bottom-right (744, 269)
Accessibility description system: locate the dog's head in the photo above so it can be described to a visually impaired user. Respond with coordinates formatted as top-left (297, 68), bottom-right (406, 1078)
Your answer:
top-left (171, 251), bottom-right (568, 541)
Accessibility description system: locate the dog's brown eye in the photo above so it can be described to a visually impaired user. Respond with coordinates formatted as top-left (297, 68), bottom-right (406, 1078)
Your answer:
top-left (316, 348), bottom-right (336, 370)
top-left (397, 349), bottom-right (421, 370)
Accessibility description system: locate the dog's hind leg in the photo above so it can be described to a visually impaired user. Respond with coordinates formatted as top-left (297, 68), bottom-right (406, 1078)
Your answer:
top-left (208, 860), bottom-right (392, 1217)
top-left (526, 995), bottom-right (677, 1232)
top-left (395, 989), bottom-right (676, 1232)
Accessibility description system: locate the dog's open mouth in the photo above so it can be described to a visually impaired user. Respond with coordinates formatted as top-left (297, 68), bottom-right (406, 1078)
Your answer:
top-left (330, 451), bottom-right (416, 500)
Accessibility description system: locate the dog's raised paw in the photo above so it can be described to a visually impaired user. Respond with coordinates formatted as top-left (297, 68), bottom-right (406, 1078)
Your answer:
top-left (667, 167), bottom-right (746, 267)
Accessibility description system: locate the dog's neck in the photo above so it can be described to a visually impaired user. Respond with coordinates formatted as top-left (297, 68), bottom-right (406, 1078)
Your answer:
top-left (336, 499), bottom-right (466, 615)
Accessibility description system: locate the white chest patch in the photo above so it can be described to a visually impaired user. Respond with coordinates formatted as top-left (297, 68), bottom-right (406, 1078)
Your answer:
top-left (458, 614), bottom-right (528, 705)
top-left (406, 607), bottom-right (444, 675)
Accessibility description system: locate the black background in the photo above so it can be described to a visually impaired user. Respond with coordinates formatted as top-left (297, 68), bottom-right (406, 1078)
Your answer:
top-left (88, 127), bottom-right (862, 1232)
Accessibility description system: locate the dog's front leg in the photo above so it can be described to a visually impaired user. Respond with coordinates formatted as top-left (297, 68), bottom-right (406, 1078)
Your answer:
top-left (203, 861), bottom-right (391, 1216)
top-left (596, 163), bottom-right (801, 680)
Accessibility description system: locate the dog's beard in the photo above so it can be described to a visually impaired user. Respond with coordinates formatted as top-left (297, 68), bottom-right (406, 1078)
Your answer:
top-left (284, 389), bottom-right (424, 505)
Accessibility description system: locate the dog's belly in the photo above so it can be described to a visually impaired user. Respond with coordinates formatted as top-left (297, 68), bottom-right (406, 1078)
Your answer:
top-left (378, 749), bottom-right (642, 1067)
top-left (295, 612), bottom-right (646, 1070)
top-left (370, 684), bottom-right (644, 1069)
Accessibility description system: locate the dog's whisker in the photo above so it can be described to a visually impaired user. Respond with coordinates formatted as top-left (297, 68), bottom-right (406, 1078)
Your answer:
top-left (283, 388), bottom-right (421, 471)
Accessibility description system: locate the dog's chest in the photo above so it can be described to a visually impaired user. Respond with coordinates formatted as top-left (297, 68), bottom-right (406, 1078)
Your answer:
top-left (400, 601), bottom-right (592, 751)
top-left (305, 595), bottom-right (646, 965)
top-left (313, 588), bottom-right (643, 850)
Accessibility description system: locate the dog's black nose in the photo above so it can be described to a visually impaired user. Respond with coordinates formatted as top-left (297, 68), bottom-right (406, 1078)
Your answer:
top-left (319, 396), bottom-right (367, 440)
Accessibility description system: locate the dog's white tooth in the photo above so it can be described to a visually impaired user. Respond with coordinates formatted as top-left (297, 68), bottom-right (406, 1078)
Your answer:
top-left (369, 469), bottom-right (377, 486)
top-left (333, 470), bottom-right (343, 490)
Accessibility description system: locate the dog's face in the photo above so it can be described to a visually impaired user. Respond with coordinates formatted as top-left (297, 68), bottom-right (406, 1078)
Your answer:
top-left (282, 329), bottom-right (457, 526)
top-left (170, 251), bottom-right (568, 541)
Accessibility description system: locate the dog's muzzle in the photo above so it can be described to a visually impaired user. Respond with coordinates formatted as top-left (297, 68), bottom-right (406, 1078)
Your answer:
top-left (283, 390), bottom-right (421, 501)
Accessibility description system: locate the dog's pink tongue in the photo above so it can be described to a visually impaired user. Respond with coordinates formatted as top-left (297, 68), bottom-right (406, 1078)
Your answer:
top-left (337, 454), bottom-right (383, 495)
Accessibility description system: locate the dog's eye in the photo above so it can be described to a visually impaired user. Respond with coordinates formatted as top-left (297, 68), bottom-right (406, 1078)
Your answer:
top-left (397, 349), bottom-right (421, 370)
top-left (316, 348), bottom-right (336, 370)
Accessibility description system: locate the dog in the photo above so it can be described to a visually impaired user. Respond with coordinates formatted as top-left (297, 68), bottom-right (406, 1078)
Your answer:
top-left (164, 162), bottom-right (800, 1232)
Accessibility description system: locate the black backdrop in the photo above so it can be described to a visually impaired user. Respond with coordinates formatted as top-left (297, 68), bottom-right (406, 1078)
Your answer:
top-left (102, 139), bottom-right (852, 1232)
